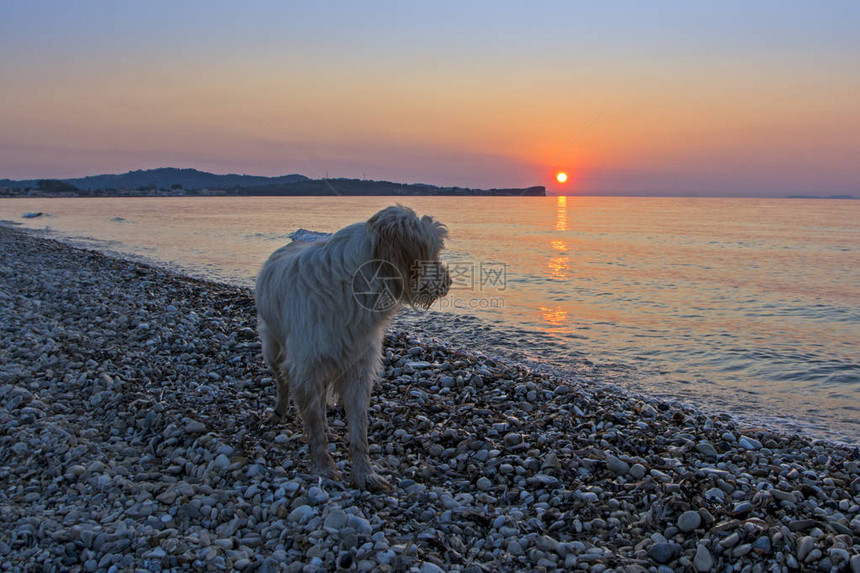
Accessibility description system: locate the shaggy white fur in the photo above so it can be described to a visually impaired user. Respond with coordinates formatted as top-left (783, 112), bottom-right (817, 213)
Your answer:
top-left (255, 205), bottom-right (450, 490)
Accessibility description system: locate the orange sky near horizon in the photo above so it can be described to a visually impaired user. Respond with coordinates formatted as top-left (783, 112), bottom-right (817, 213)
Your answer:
top-left (1, 2), bottom-right (858, 196)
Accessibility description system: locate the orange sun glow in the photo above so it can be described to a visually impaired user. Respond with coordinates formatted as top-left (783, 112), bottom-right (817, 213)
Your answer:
top-left (556, 172), bottom-right (568, 183)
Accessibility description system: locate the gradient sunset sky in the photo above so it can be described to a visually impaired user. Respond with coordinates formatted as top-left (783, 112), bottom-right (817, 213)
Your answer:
top-left (2, 1), bottom-right (858, 196)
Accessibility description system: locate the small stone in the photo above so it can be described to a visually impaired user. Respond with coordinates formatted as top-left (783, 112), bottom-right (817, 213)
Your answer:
top-left (797, 536), bottom-right (815, 562)
top-left (184, 420), bottom-right (206, 434)
top-left (307, 486), bottom-right (329, 505)
top-left (704, 488), bottom-right (725, 502)
top-left (751, 535), bottom-right (771, 555)
top-left (720, 532), bottom-right (740, 548)
top-left (324, 509), bottom-right (347, 532)
top-left (850, 554), bottom-right (860, 573)
top-left (788, 518), bottom-right (819, 531)
top-left (677, 510), bottom-right (701, 532)
top-left (420, 563), bottom-right (445, 573)
top-left (507, 540), bottom-right (524, 555)
top-left (738, 436), bottom-right (762, 450)
top-left (648, 542), bottom-right (680, 564)
top-left (347, 515), bottom-right (373, 535)
top-left (694, 544), bottom-right (713, 572)
top-left (732, 501), bottom-right (752, 515)
top-left (287, 505), bottom-right (315, 524)
top-left (772, 489), bottom-right (797, 504)
top-left (695, 442), bottom-right (718, 459)
top-left (645, 467), bottom-right (667, 481)
top-left (629, 464), bottom-right (646, 479)
top-left (145, 547), bottom-right (167, 559)
top-left (606, 455), bottom-right (629, 475)
top-left (527, 474), bottom-right (559, 488)
top-left (541, 452), bottom-right (561, 471)
top-left (476, 477), bottom-right (493, 491)
top-left (829, 548), bottom-right (849, 567)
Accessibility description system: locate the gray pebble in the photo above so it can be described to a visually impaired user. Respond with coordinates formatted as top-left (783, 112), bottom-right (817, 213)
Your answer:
top-left (606, 455), bottom-right (629, 475)
top-left (693, 544), bottom-right (713, 572)
top-left (738, 435), bottom-right (763, 450)
top-left (324, 509), bottom-right (347, 532)
top-left (719, 532), bottom-right (740, 548)
top-left (677, 510), bottom-right (701, 532)
top-left (797, 536), bottom-right (815, 562)
top-left (648, 542), bottom-right (680, 564)
top-left (695, 442), bottom-right (718, 459)
top-left (287, 505), bottom-right (316, 524)
top-left (629, 464), bottom-right (646, 479)
top-left (420, 563), bottom-right (445, 573)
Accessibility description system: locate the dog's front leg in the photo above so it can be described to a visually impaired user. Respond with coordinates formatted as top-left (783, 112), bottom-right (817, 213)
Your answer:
top-left (342, 378), bottom-right (392, 492)
top-left (273, 375), bottom-right (290, 420)
top-left (293, 378), bottom-right (341, 480)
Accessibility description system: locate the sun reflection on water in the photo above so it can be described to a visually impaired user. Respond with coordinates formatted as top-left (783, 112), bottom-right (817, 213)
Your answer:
top-left (539, 305), bottom-right (569, 330)
top-left (555, 195), bottom-right (568, 231)
top-left (540, 196), bottom-right (574, 331)
top-left (548, 241), bottom-right (571, 280)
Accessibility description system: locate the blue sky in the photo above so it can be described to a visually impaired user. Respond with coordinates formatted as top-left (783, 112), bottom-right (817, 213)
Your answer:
top-left (2, 1), bottom-right (858, 195)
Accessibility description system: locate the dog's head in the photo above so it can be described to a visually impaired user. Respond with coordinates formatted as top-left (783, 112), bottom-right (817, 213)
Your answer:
top-left (369, 205), bottom-right (450, 310)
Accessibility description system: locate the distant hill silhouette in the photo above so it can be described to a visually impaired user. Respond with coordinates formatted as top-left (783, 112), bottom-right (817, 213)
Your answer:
top-left (239, 178), bottom-right (546, 197)
top-left (784, 194), bottom-right (856, 200)
top-left (0, 168), bottom-right (545, 197)
top-left (0, 168), bottom-right (308, 191)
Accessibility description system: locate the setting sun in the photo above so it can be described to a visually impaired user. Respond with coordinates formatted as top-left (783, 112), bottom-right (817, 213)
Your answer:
top-left (556, 172), bottom-right (568, 183)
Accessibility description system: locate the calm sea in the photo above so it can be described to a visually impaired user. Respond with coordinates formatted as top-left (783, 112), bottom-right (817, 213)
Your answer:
top-left (2, 196), bottom-right (858, 442)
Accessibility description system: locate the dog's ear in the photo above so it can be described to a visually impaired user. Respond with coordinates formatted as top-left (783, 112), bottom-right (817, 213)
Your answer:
top-left (421, 214), bottom-right (448, 253)
top-left (369, 205), bottom-right (421, 263)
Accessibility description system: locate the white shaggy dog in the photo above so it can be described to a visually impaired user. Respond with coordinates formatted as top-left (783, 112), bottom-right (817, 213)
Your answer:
top-left (255, 205), bottom-right (450, 491)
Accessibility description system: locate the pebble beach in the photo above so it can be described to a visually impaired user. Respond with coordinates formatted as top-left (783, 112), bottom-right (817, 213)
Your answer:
top-left (1, 225), bottom-right (859, 572)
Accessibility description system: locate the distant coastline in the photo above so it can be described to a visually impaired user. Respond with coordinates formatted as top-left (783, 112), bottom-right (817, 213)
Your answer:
top-left (0, 167), bottom-right (546, 198)
top-left (784, 194), bottom-right (857, 200)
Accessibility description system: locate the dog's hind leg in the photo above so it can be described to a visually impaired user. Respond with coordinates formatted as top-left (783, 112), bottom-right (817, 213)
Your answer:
top-left (260, 322), bottom-right (291, 424)
top-left (341, 372), bottom-right (392, 492)
top-left (293, 371), bottom-right (341, 480)
top-left (267, 366), bottom-right (291, 425)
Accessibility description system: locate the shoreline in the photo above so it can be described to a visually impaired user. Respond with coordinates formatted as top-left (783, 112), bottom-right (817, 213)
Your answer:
top-left (1, 225), bottom-right (859, 571)
top-left (7, 218), bottom-right (856, 446)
